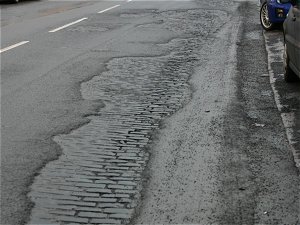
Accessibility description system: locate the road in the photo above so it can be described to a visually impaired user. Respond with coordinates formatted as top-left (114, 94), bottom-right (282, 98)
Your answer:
top-left (1, 0), bottom-right (299, 224)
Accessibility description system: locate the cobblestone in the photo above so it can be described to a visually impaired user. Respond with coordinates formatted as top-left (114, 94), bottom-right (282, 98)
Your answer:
top-left (90, 218), bottom-right (121, 224)
top-left (78, 212), bottom-right (107, 218)
top-left (107, 185), bottom-right (134, 190)
top-left (85, 188), bottom-right (112, 193)
top-left (51, 210), bottom-right (76, 216)
top-left (75, 183), bottom-right (106, 189)
top-left (109, 214), bottom-right (131, 219)
top-left (94, 179), bottom-right (116, 184)
top-left (104, 208), bottom-right (133, 214)
top-left (57, 216), bottom-right (89, 223)
top-left (83, 197), bottom-right (117, 203)
top-left (71, 192), bottom-right (100, 197)
top-left (59, 201), bottom-right (96, 207)
top-left (99, 203), bottom-right (125, 208)
top-left (117, 181), bottom-right (136, 186)
top-left (75, 207), bottom-right (103, 212)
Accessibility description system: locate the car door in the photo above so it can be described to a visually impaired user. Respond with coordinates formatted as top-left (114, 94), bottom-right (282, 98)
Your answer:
top-left (292, 3), bottom-right (300, 73)
top-left (285, 6), bottom-right (296, 66)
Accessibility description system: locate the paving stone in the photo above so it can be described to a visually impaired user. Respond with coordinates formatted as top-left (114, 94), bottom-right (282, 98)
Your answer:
top-left (78, 212), bottom-right (107, 218)
top-left (101, 193), bottom-right (130, 198)
top-left (83, 197), bottom-right (117, 203)
top-left (98, 173), bottom-right (120, 177)
top-left (95, 179), bottom-right (116, 185)
top-left (44, 204), bottom-right (76, 210)
top-left (117, 181), bottom-right (137, 186)
top-left (85, 188), bottom-right (111, 193)
top-left (71, 192), bottom-right (99, 197)
top-left (72, 175), bottom-right (103, 180)
top-left (76, 207), bottom-right (103, 212)
top-left (118, 157), bottom-right (142, 161)
top-left (56, 216), bottom-right (89, 223)
top-left (121, 172), bottom-right (140, 177)
top-left (109, 213), bottom-right (131, 219)
top-left (59, 201), bottom-right (96, 207)
top-left (75, 183), bottom-right (106, 189)
top-left (119, 163), bottom-right (141, 167)
top-left (121, 147), bottom-right (140, 151)
top-left (79, 168), bottom-right (106, 173)
top-left (104, 208), bottom-right (133, 214)
top-left (119, 198), bottom-right (131, 203)
top-left (115, 194), bottom-right (130, 198)
top-left (106, 159), bottom-right (128, 163)
top-left (106, 170), bottom-right (130, 174)
top-left (90, 218), bottom-right (121, 224)
top-left (51, 195), bottom-right (81, 201)
top-left (116, 153), bottom-right (137, 157)
top-left (100, 194), bottom-right (116, 198)
top-left (107, 185), bottom-right (134, 190)
top-left (50, 210), bottom-right (76, 216)
top-left (58, 186), bottom-right (83, 192)
top-left (114, 189), bottom-right (137, 194)
top-left (105, 166), bottom-right (129, 170)
top-left (111, 177), bottom-right (135, 181)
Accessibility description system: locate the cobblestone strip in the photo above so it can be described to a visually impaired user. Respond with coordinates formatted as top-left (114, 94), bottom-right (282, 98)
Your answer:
top-left (28, 9), bottom-right (229, 225)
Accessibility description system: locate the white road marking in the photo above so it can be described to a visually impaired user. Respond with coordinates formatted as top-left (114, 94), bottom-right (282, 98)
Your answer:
top-left (0, 41), bottom-right (30, 54)
top-left (49, 17), bottom-right (88, 33)
top-left (127, 0), bottom-right (132, 2)
top-left (98, 5), bottom-right (120, 14)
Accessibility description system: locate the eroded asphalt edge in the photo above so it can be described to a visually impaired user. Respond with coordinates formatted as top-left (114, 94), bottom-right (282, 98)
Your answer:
top-left (134, 1), bottom-right (300, 224)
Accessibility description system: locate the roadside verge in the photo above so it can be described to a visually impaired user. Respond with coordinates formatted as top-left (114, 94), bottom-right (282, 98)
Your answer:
top-left (263, 31), bottom-right (300, 171)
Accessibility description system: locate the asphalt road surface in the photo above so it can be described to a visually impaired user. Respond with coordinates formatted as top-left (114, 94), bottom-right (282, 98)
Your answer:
top-left (1, 0), bottom-right (299, 224)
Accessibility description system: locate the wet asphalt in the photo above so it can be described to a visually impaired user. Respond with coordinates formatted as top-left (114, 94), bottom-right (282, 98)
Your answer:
top-left (1, 0), bottom-right (299, 224)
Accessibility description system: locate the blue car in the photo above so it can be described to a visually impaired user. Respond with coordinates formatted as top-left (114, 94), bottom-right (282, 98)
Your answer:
top-left (260, 0), bottom-right (292, 30)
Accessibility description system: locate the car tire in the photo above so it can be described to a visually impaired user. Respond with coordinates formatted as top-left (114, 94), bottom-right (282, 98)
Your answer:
top-left (260, 3), bottom-right (275, 31)
top-left (284, 43), bottom-right (298, 82)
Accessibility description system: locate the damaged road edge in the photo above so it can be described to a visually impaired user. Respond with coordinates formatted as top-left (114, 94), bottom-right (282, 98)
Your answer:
top-left (263, 31), bottom-right (300, 171)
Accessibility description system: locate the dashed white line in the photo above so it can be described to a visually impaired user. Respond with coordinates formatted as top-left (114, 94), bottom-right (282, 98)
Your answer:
top-left (98, 5), bottom-right (120, 14)
top-left (2, 5), bottom-right (123, 53)
top-left (0, 41), bottom-right (30, 54)
top-left (49, 17), bottom-right (88, 33)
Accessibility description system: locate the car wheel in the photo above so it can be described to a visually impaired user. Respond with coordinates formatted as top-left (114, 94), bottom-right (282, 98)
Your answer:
top-left (283, 43), bottom-right (298, 82)
top-left (260, 3), bottom-right (275, 31)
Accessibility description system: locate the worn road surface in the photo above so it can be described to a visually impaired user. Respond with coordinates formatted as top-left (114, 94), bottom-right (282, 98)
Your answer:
top-left (1, 0), bottom-right (299, 224)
